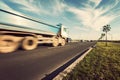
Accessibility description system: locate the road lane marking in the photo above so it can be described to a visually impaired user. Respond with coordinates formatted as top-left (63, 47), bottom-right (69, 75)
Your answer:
top-left (53, 47), bottom-right (93, 80)
top-left (47, 45), bottom-right (70, 49)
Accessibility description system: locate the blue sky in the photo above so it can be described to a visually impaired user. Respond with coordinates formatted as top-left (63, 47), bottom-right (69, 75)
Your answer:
top-left (0, 0), bottom-right (120, 40)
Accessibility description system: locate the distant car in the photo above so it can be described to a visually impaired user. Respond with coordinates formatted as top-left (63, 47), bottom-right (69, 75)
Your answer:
top-left (80, 40), bottom-right (83, 42)
top-left (90, 40), bottom-right (93, 42)
top-left (66, 38), bottom-right (72, 43)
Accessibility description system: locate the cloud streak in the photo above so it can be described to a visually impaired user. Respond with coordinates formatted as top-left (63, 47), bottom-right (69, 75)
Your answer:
top-left (9, 0), bottom-right (66, 15)
top-left (67, 0), bottom-right (120, 31)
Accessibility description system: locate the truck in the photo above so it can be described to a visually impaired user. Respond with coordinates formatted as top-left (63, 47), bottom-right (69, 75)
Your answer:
top-left (0, 9), bottom-right (68, 53)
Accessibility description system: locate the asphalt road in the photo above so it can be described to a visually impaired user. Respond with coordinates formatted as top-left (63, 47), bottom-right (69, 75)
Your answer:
top-left (0, 42), bottom-right (96, 80)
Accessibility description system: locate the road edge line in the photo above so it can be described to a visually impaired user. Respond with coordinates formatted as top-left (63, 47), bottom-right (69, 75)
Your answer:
top-left (53, 47), bottom-right (93, 80)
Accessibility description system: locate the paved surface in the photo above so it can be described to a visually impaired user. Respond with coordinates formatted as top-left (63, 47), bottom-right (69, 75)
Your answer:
top-left (0, 42), bottom-right (96, 80)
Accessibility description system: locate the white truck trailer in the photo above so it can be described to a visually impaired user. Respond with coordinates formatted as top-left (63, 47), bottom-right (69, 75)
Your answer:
top-left (0, 9), bottom-right (68, 53)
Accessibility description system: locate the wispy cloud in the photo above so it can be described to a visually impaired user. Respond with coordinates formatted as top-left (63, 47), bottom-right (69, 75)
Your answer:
top-left (9, 0), bottom-right (66, 16)
top-left (90, 0), bottom-right (102, 7)
top-left (0, 0), bottom-right (22, 15)
top-left (67, 0), bottom-right (120, 31)
top-left (7, 0), bottom-right (42, 13)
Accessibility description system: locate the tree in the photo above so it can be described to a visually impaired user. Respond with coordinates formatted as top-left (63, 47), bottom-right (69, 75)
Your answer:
top-left (102, 24), bottom-right (111, 46)
top-left (99, 33), bottom-right (105, 40)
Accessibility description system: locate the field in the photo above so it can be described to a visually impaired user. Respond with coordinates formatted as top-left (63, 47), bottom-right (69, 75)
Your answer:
top-left (63, 42), bottom-right (120, 80)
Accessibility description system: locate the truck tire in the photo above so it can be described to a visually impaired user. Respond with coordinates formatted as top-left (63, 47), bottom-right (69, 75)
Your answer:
top-left (60, 39), bottom-right (66, 46)
top-left (52, 38), bottom-right (59, 47)
top-left (0, 40), bottom-right (19, 53)
top-left (22, 36), bottom-right (38, 50)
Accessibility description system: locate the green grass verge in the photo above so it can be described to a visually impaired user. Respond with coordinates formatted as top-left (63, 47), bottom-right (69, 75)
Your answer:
top-left (63, 42), bottom-right (120, 80)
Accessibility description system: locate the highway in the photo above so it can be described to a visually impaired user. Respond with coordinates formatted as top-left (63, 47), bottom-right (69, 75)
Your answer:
top-left (0, 42), bottom-right (96, 80)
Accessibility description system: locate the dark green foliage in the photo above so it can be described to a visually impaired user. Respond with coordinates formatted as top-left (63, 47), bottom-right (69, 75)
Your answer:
top-left (102, 24), bottom-right (111, 46)
top-left (63, 42), bottom-right (120, 80)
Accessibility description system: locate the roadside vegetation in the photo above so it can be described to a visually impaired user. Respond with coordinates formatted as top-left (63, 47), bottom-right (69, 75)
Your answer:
top-left (63, 42), bottom-right (120, 80)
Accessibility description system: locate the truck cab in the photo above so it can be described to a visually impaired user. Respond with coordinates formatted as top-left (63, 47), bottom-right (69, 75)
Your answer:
top-left (56, 24), bottom-right (68, 38)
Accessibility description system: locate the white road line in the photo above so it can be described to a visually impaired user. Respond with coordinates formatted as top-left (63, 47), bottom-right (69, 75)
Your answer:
top-left (53, 47), bottom-right (93, 80)
top-left (47, 45), bottom-right (70, 49)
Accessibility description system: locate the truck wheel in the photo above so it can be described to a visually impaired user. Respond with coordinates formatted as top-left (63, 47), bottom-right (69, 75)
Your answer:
top-left (52, 38), bottom-right (59, 47)
top-left (0, 41), bottom-right (19, 53)
top-left (60, 39), bottom-right (66, 46)
top-left (22, 36), bottom-right (38, 50)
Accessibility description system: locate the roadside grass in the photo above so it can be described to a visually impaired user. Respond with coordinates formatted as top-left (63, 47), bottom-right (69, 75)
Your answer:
top-left (63, 42), bottom-right (120, 80)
